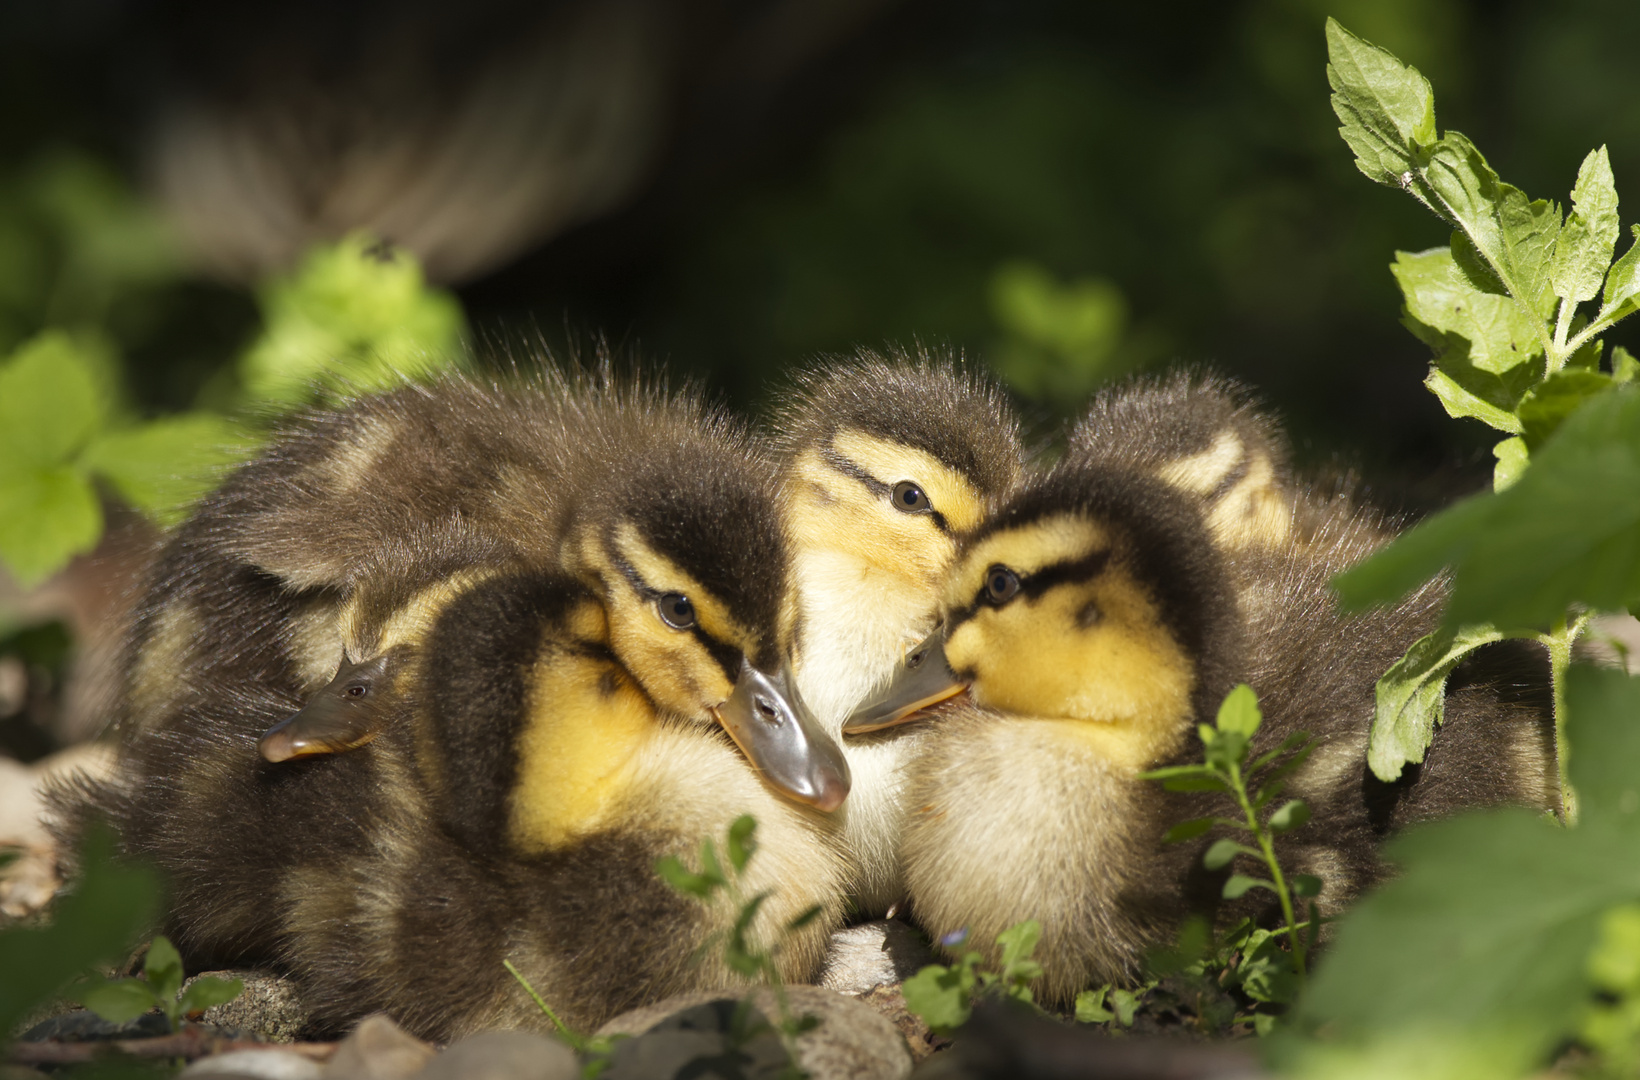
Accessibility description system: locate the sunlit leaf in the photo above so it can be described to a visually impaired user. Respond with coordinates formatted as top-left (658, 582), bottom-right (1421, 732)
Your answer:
top-left (1368, 624), bottom-right (1509, 781)
top-left (0, 466), bottom-right (103, 586)
top-left (1551, 147), bottom-right (1620, 306)
top-left (80, 978), bottom-right (158, 1024)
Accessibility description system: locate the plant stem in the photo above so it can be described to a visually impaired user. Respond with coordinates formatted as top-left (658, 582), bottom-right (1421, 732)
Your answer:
top-left (503, 960), bottom-right (582, 1050)
top-left (1552, 297), bottom-right (1576, 371)
top-left (1228, 762), bottom-right (1305, 981)
top-left (1541, 612), bottom-right (1592, 824)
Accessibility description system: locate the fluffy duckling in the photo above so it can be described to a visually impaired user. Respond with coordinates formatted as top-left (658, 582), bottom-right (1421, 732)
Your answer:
top-left (60, 375), bottom-right (849, 1013)
top-left (849, 456), bottom-right (1555, 1004)
top-left (772, 348), bottom-right (1025, 914)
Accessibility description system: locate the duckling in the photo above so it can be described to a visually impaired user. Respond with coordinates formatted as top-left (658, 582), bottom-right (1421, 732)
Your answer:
top-left (771, 348), bottom-right (1025, 914)
top-left (59, 372), bottom-right (850, 1002)
top-left (848, 455), bottom-right (1555, 1004)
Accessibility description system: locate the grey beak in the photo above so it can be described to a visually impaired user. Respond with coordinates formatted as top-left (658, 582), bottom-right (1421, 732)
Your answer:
top-left (258, 653), bottom-right (395, 762)
top-left (844, 628), bottom-right (967, 734)
top-left (713, 659), bottom-right (851, 812)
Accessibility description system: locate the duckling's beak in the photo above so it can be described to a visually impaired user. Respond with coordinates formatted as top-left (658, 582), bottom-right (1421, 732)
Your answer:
top-left (713, 660), bottom-right (851, 812)
top-left (258, 654), bottom-right (392, 763)
top-left (844, 628), bottom-right (967, 734)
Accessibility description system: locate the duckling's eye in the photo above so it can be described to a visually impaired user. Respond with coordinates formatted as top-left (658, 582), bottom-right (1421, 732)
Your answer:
top-left (891, 481), bottom-right (931, 514)
top-left (983, 565), bottom-right (1020, 605)
top-left (344, 683), bottom-right (369, 699)
top-left (656, 593), bottom-right (696, 629)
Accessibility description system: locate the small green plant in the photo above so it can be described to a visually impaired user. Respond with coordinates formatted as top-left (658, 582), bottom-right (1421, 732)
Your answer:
top-left (655, 815), bottom-right (823, 1079)
top-left (900, 919), bottom-right (1045, 1035)
top-left (1142, 684), bottom-right (1319, 988)
top-left (1073, 978), bottom-right (1153, 1029)
top-left (503, 961), bottom-right (624, 1079)
top-left (78, 936), bottom-right (242, 1032)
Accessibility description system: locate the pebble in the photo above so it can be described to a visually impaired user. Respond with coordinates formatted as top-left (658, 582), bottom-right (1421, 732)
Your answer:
top-left (180, 1049), bottom-right (325, 1079)
top-left (323, 1013), bottom-right (436, 1079)
top-left (601, 985), bottom-right (912, 1080)
top-left (193, 970), bottom-right (312, 1043)
top-left (416, 1030), bottom-right (578, 1080)
top-left (818, 920), bottom-right (935, 996)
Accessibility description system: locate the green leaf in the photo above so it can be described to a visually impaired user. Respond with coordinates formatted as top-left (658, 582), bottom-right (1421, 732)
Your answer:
top-left (996, 919), bottom-right (1042, 976)
top-left (786, 904), bottom-right (825, 932)
top-left (1600, 225), bottom-right (1640, 323)
top-left (1297, 667), bottom-right (1640, 1068)
top-left (1425, 367), bottom-right (1528, 435)
top-left (0, 330), bottom-right (106, 467)
top-left (80, 978), bottom-right (159, 1024)
top-left (726, 814), bottom-right (757, 875)
top-left (1324, 20), bottom-right (1437, 192)
top-left (1248, 732), bottom-right (1312, 774)
top-left (1223, 875), bottom-right (1273, 900)
top-left (1203, 838), bottom-right (1246, 871)
top-left (1074, 986), bottom-right (1113, 1023)
top-left (0, 827), bottom-right (161, 1039)
top-left (1586, 903), bottom-right (1640, 995)
top-left (1493, 436), bottom-right (1528, 491)
top-left (1236, 931), bottom-right (1300, 1005)
top-left (1368, 625), bottom-right (1508, 782)
top-left (1517, 370), bottom-right (1613, 451)
top-left (82, 415), bottom-right (257, 526)
top-left (1109, 985), bottom-right (1149, 1027)
top-left (0, 466), bottom-right (103, 586)
top-left (143, 936), bottom-right (183, 1003)
top-left (1215, 683), bottom-right (1262, 739)
top-left (901, 964), bottom-right (972, 1035)
top-left (1331, 489), bottom-right (1497, 612)
top-left (654, 855), bottom-right (715, 899)
top-left (1292, 874), bottom-right (1324, 899)
top-left (1267, 799), bottom-right (1311, 834)
top-left (177, 975), bottom-right (243, 1017)
top-left (698, 839), bottom-right (727, 889)
top-left (1393, 247), bottom-right (1543, 384)
top-left (1551, 147), bottom-right (1620, 306)
top-left (1162, 817), bottom-right (1216, 844)
top-left (1612, 345), bottom-right (1640, 383)
top-left (724, 891), bottom-right (771, 978)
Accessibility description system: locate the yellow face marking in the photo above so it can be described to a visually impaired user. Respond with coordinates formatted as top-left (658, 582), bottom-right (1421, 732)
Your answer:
top-left (831, 430), bottom-right (991, 532)
top-left (941, 516), bottom-right (1111, 610)
top-left (564, 522), bottom-right (739, 719)
top-left (1204, 452), bottom-right (1291, 549)
top-left (509, 648), bottom-right (655, 852)
top-left (943, 516), bottom-right (1195, 772)
top-left (336, 567), bottom-right (498, 658)
top-left (284, 593), bottom-right (346, 690)
top-left (304, 413), bottom-right (400, 494)
top-left (1156, 430), bottom-right (1243, 495)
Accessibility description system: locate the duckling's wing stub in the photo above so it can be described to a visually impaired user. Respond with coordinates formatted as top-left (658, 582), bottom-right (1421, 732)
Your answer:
top-left (844, 627), bottom-right (965, 733)
top-left (258, 653), bottom-right (398, 762)
top-left (713, 660), bottom-right (850, 811)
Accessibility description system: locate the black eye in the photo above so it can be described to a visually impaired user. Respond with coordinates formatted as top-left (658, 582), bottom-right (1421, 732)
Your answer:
top-left (657, 593), bottom-right (696, 629)
top-left (983, 565), bottom-right (1020, 605)
top-left (891, 480), bottom-right (931, 513)
top-left (344, 683), bottom-right (369, 699)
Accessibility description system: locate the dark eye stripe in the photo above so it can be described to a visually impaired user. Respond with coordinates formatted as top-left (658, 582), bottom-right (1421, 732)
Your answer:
top-left (821, 445), bottom-right (950, 533)
top-left (608, 549), bottom-right (742, 683)
top-left (945, 548), bottom-right (1114, 631)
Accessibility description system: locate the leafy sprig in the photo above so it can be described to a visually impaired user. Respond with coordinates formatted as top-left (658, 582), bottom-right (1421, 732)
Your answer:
top-left (79, 936), bottom-right (242, 1033)
top-left (900, 920), bottom-right (1044, 1035)
top-left (1142, 684), bottom-right (1318, 985)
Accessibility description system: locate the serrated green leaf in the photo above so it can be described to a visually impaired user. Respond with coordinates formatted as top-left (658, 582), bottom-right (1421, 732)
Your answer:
top-left (1601, 225), bottom-right (1640, 323)
top-left (1216, 683), bottom-right (1261, 739)
top-left (1267, 799), bottom-right (1311, 834)
top-left (1552, 147), bottom-right (1621, 306)
top-left (1203, 838), bottom-right (1245, 870)
top-left (1162, 817), bottom-right (1216, 844)
top-left (726, 814), bottom-right (757, 875)
top-left (82, 414), bottom-right (256, 526)
top-left (1495, 186), bottom-right (1561, 321)
top-left (177, 975), bottom-right (243, 1016)
top-left (1394, 247), bottom-right (1544, 381)
top-left (1325, 20), bottom-right (1437, 191)
top-left (1493, 436), bottom-right (1528, 491)
top-left (80, 978), bottom-right (158, 1024)
top-left (1517, 370), bottom-right (1613, 451)
top-left (0, 330), bottom-right (107, 467)
top-left (143, 936), bottom-right (183, 1002)
top-left (1223, 874), bottom-right (1273, 900)
top-left (901, 964), bottom-right (972, 1034)
top-left (1074, 986), bottom-right (1113, 1023)
top-left (1425, 367), bottom-right (1527, 434)
top-left (1368, 625), bottom-right (1509, 781)
top-left (0, 465), bottom-right (103, 586)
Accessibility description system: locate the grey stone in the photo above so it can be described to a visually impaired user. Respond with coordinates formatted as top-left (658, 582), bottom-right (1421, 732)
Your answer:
top-left (417, 1030), bottom-right (578, 1080)
top-left (180, 1049), bottom-right (325, 1079)
top-left (599, 999), bottom-right (791, 1080)
top-left (600, 985), bottom-right (912, 1080)
top-left (323, 1013), bottom-right (436, 1080)
top-left (817, 920), bottom-right (936, 995)
top-left (192, 970), bottom-right (312, 1043)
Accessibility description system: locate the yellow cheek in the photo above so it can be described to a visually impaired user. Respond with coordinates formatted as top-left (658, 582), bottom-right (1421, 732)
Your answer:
top-left (949, 578), bottom-right (1194, 772)
top-left (604, 592), bottom-right (733, 717)
top-left (1203, 452), bottom-right (1291, 549)
top-left (510, 653), bottom-right (656, 852)
top-left (788, 450), bottom-right (957, 588)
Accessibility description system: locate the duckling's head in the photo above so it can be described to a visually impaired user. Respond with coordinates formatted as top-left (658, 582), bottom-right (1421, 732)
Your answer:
top-left (849, 463), bottom-right (1242, 771)
top-left (563, 413), bottom-right (850, 811)
top-left (776, 349), bottom-right (1023, 601)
